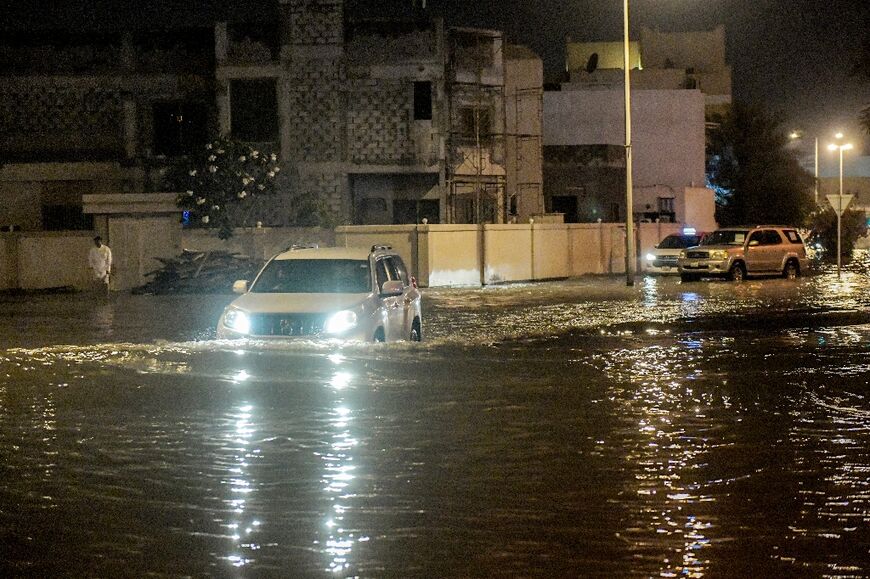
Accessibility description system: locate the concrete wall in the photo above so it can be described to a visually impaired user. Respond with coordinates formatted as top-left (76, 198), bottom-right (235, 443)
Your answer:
top-left (184, 226), bottom-right (336, 260)
top-left (0, 232), bottom-right (94, 290)
top-left (338, 222), bottom-right (683, 286)
top-left (544, 88), bottom-right (707, 190)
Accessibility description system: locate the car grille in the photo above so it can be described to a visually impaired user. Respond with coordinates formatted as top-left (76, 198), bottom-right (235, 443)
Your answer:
top-left (653, 256), bottom-right (678, 267)
top-left (685, 251), bottom-right (709, 259)
top-left (249, 313), bottom-right (327, 337)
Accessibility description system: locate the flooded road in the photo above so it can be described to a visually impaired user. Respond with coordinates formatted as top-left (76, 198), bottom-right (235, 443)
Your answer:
top-left (2, 263), bottom-right (870, 577)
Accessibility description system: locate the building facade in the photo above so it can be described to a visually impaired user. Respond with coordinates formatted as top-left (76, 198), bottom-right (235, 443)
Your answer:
top-left (540, 26), bottom-right (728, 230)
top-left (0, 0), bottom-right (544, 233)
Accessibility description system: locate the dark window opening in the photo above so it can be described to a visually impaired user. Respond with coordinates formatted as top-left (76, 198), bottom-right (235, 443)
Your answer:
top-left (459, 106), bottom-right (491, 140)
top-left (42, 205), bottom-right (93, 231)
top-left (153, 102), bottom-right (208, 157)
top-left (413, 81), bottom-right (432, 120)
top-left (231, 79), bottom-right (278, 142)
top-left (393, 199), bottom-right (439, 224)
top-left (551, 195), bottom-right (578, 223)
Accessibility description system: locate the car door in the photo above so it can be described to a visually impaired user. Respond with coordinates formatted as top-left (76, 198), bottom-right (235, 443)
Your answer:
top-left (390, 255), bottom-right (418, 337)
top-left (745, 230), bottom-right (765, 273)
top-left (375, 257), bottom-right (404, 340)
top-left (382, 256), bottom-right (411, 340)
top-left (762, 230), bottom-right (784, 272)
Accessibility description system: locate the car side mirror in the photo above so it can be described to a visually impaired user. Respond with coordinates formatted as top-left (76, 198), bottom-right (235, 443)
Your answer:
top-left (380, 280), bottom-right (404, 297)
top-left (233, 280), bottom-right (249, 294)
top-left (748, 240), bottom-right (760, 247)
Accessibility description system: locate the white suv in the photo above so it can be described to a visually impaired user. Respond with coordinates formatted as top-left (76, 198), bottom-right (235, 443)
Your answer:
top-left (217, 245), bottom-right (423, 342)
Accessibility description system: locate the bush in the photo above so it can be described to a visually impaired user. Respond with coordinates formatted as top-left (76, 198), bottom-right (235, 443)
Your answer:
top-left (808, 206), bottom-right (868, 259)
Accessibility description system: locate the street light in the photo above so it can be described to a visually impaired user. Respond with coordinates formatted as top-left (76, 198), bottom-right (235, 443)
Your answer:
top-left (827, 141), bottom-right (853, 277)
top-left (623, 0), bottom-right (635, 287)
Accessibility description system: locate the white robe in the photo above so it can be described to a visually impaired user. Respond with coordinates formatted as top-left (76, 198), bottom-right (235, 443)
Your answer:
top-left (88, 244), bottom-right (112, 281)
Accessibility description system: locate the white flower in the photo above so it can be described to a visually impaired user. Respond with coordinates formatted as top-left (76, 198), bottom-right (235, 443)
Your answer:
top-left (273, 166), bottom-right (280, 173)
top-left (267, 171), bottom-right (275, 178)
top-left (216, 149), bottom-right (224, 154)
top-left (257, 184), bottom-right (265, 190)
top-left (202, 215), bottom-right (210, 224)
top-left (206, 143), bottom-right (212, 150)
top-left (251, 150), bottom-right (259, 158)
top-left (189, 169), bottom-right (197, 176)
top-left (239, 155), bottom-right (247, 162)
top-left (237, 191), bottom-right (247, 199)
top-left (242, 177), bottom-right (252, 186)
top-left (208, 154), bottom-right (216, 162)
top-left (185, 190), bottom-right (194, 196)
top-left (212, 205), bottom-right (220, 211)
top-left (196, 197), bottom-right (206, 205)
top-left (208, 165), bottom-right (217, 173)
top-left (270, 153), bottom-right (277, 161)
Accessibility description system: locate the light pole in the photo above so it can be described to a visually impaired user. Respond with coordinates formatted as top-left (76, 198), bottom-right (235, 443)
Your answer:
top-left (828, 141), bottom-right (853, 277)
top-left (623, 0), bottom-right (635, 286)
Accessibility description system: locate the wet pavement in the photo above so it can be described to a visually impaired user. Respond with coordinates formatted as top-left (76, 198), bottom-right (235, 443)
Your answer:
top-left (2, 259), bottom-right (870, 577)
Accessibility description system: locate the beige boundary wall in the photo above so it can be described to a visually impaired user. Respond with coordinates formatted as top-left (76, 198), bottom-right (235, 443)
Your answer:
top-left (0, 231), bottom-right (95, 290)
top-left (337, 222), bottom-right (683, 287)
top-left (0, 222), bottom-right (681, 291)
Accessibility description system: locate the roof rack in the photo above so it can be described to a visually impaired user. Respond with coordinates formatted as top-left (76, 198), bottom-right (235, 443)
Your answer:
top-left (284, 243), bottom-right (319, 252)
top-left (370, 244), bottom-right (392, 253)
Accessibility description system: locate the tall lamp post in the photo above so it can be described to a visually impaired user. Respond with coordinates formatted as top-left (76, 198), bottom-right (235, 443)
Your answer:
top-left (623, 0), bottom-right (635, 286)
top-left (828, 141), bottom-right (853, 277)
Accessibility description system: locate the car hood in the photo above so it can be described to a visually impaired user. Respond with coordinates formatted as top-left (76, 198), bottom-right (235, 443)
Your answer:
top-left (691, 244), bottom-right (735, 251)
top-left (228, 292), bottom-right (371, 314)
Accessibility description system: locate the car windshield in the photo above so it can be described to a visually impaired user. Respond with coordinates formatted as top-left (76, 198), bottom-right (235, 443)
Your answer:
top-left (251, 259), bottom-right (371, 293)
top-left (702, 230), bottom-right (748, 246)
top-left (658, 234), bottom-right (701, 249)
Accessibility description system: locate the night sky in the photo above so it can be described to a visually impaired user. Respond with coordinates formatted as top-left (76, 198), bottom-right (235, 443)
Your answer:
top-left (3, 0), bottom-right (869, 159)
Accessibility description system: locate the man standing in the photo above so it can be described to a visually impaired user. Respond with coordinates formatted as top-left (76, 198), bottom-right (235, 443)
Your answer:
top-left (88, 236), bottom-right (112, 294)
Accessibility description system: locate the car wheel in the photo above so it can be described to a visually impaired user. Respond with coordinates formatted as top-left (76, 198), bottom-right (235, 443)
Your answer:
top-left (728, 262), bottom-right (746, 282)
top-left (373, 328), bottom-right (385, 343)
top-left (782, 260), bottom-right (799, 279)
top-left (410, 319), bottom-right (422, 342)
top-left (680, 273), bottom-right (699, 282)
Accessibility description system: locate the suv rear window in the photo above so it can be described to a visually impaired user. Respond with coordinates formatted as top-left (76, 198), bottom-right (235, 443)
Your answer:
top-left (252, 259), bottom-right (371, 293)
top-left (783, 229), bottom-right (803, 243)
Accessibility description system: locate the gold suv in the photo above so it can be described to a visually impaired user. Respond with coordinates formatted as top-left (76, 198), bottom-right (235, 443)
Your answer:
top-left (678, 226), bottom-right (808, 282)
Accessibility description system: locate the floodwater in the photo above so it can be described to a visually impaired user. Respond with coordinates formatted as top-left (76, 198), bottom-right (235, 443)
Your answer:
top-left (2, 260), bottom-right (870, 577)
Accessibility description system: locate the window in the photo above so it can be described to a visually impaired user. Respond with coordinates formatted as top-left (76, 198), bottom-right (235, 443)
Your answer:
top-left (748, 231), bottom-right (764, 246)
top-left (413, 81), bottom-right (432, 120)
top-left (383, 257), bottom-right (408, 286)
top-left (375, 258), bottom-right (390, 291)
top-left (657, 197), bottom-right (675, 213)
top-left (230, 79), bottom-right (278, 142)
top-left (459, 106), bottom-right (491, 139)
top-left (153, 102), bottom-right (208, 157)
top-left (762, 230), bottom-right (782, 245)
top-left (389, 256), bottom-right (410, 285)
top-left (251, 259), bottom-right (371, 294)
top-left (783, 229), bottom-right (803, 243)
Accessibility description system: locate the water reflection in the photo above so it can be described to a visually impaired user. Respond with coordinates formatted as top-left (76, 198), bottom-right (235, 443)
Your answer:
top-left (317, 357), bottom-right (367, 574)
top-left (222, 401), bottom-right (262, 568)
top-left (599, 342), bottom-right (715, 577)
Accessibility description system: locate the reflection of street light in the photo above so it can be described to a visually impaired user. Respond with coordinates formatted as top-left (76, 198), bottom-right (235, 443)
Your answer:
top-left (828, 141), bottom-right (853, 277)
top-left (623, 0), bottom-right (635, 286)
top-left (789, 130), bottom-right (819, 204)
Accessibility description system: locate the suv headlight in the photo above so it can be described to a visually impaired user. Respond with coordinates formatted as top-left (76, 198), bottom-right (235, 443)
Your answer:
top-left (224, 309), bottom-right (250, 334)
top-left (709, 249), bottom-right (728, 260)
top-left (325, 310), bottom-right (358, 334)
top-left (645, 253), bottom-right (656, 262)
